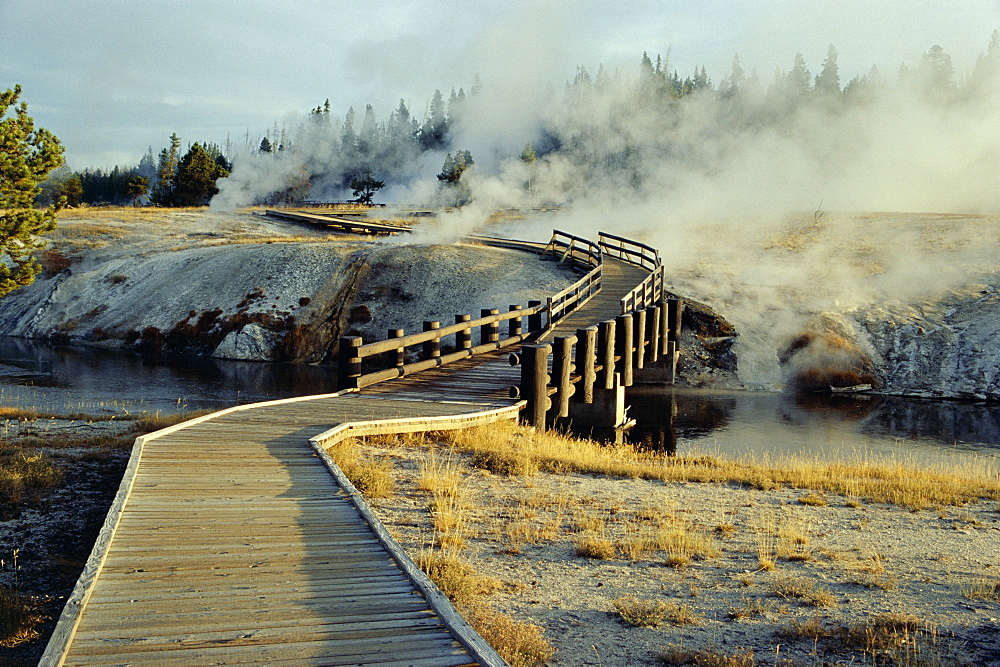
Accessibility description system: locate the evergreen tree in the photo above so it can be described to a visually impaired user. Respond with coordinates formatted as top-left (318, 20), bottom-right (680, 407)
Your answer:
top-left (151, 133), bottom-right (181, 205)
top-left (58, 175), bottom-right (83, 207)
top-left (349, 170), bottom-right (385, 205)
top-left (0, 85), bottom-right (64, 297)
top-left (815, 45), bottom-right (841, 96)
top-left (125, 175), bottom-right (149, 206)
top-left (259, 136), bottom-right (273, 153)
top-left (420, 90), bottom-right (448, 150)
top-left (172, 143), bottom-right (229, 206)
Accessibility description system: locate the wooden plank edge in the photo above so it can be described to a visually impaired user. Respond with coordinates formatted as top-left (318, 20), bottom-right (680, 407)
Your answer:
top-left (41, 389), bottom-right (360, 665)
top-left (308, 404), bottom-right (523, 667)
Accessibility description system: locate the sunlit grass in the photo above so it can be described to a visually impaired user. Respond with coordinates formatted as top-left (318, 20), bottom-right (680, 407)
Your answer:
top-left (431, 421), bottom-right (1000, 510)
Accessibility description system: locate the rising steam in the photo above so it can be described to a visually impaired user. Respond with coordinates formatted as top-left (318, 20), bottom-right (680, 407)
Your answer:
top-left (212, 35), bottom-right (1000, 387)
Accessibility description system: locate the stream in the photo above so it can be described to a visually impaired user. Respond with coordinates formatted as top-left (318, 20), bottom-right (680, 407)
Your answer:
top-left (1, 337), bottom-right (997, 464)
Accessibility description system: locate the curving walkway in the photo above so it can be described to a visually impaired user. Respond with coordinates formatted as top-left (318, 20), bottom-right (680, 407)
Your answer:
top-left (43, 253), bottom-right (651, 666)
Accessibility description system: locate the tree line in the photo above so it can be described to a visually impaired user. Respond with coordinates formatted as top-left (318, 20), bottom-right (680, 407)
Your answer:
top-left (39, 134), bottom-right (232, 207)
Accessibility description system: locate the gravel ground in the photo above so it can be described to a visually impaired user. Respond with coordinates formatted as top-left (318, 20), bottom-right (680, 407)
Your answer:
top-left (363, 437), bottom-right (1000, 666)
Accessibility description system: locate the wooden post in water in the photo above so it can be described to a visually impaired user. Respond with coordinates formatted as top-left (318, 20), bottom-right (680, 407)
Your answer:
top-left (634, 309), bottom-right (647, 370)
top-left (616, 313), bottom-right (634, 387)
top-left (388, 329), bottom-right (405, 368)
top-left (508, 305), bottom-right (523, 338)
top-left (338, 336), bottom-right (363, 390)
top-left (598, 319), bottom-right (616, 390)
top-left (455, 315), bottom-right (472, 351)
top-left (422, 321), bottom-right (440, 360)
top-left (520, 344), bottom-right (551, 428)
top-left (576, 326), bottom-right (597, 404)
top-left (481, 308), bottom-right (500, 345)
top-left (551, 335), bottom-right (576, 418)
top-left (527, 300), bottom-right (543, 333)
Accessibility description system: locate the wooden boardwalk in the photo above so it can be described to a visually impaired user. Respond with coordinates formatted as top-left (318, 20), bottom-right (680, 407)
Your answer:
top-left (44, 252), bottom-right (650, 665)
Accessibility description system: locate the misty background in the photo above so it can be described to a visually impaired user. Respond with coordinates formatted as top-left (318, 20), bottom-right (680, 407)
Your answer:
top-left (5, 0), bottom-right (1000, 386)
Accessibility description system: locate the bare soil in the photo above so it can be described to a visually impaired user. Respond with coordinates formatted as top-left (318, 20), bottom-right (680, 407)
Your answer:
top-left (362, 437), bottom-right (1000, 666)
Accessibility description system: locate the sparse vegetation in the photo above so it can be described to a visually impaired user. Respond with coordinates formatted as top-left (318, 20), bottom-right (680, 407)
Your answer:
top-left (0, 586), bottom-right (42, 647)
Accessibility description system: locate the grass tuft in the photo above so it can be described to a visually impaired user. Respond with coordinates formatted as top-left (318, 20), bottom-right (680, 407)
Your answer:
top-left (463, 605), bottom-right (554, 667)
top-left (0, 587), bottom-right (43, 647)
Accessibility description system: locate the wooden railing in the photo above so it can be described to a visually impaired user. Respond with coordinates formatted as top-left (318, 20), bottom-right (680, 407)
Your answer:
top-left (513, 298), bottom-right (684, 428)
top-left (599, 231), bottom-right (665, 314)
top-left (338, 229), bottom-right (604, 390)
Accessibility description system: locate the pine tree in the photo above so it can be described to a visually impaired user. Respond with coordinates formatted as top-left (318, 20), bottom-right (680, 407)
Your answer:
top-left (172, 143), bottom-right (229, 206)
top-left (151, 133), bottom-right (181, 205)
top-left (815, 45), bottom-right (841, 97)
top-left (0, 85), bottom-right (64, 297)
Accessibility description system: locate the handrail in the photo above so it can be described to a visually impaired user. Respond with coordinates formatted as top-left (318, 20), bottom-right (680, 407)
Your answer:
top-left (598, 231), bottom-right (660, 271)
top-left (339, 229), bottom-right (605, 390)
top-left (599, 231), bottom-right (664, 314)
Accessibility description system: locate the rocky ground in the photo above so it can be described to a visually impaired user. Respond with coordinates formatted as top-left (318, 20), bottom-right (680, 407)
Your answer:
top-left (0, 208), bottom-right (580, 363)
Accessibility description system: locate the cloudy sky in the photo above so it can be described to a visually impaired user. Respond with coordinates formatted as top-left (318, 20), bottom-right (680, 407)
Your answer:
top-left (2, 0), bottom-right (997, 169)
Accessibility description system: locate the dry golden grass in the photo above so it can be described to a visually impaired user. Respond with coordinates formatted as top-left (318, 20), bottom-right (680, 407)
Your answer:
top-left (574, 531), bottom-right (616, 560)
top-left (462, 605), bottom-right (554, 667)
top-left (660, 644), bottom-right (756, 667)
top-left (768, 573), bottom-right (837, 608)
top-left (325, 437), bottom-right (395, 497)
top-left (960, 574), bottom-right (1000, 602)
top-left (0, 449), bottom-right (63, 505)
top-left (0, 586), bottom-right (43, 647)
top-left (434, 422), bottom-right (1000, 510)
top-left (416, 549), bottom-right (499, 607)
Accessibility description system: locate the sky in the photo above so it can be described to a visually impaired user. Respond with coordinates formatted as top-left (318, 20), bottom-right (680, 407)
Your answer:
top-left (2, 0), bottom-right (998, 169)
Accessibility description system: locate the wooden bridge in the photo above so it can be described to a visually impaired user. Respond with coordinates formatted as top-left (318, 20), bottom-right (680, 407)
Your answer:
top-left (42, 227), bottom-right (679, 666)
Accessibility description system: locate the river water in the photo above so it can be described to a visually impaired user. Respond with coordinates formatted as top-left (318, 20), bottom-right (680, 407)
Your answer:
top-left (2, 338), bottom-right (998, 464)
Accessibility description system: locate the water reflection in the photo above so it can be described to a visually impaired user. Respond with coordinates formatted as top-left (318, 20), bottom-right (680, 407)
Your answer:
top-left (625, 386), bottom-right (1000, 462)
top-left (2, 338), bottom-right (998, 464)
top-left (0, 337), bottom-right (339, 414)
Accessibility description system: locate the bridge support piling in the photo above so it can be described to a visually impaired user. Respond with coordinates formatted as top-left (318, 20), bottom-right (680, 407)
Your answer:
top-left (648, 305), bottom-right (661, 364)
top-left (520, 344), bottom-right (551, 428)
top-left (569, 372), bottom-right (626, 429)
top-left (338, 336), bottom-right (363, 390)
top-left (634, 309), bottom-right (647, 370)
top-left (668, 299), bottom-right (684, 384)
top-left (551, 335), bottom-right (576, 418)
top-left (616, 313), bottom-right (634, 387)
top-left (575, 326), bottom-right (597, 405)
top-left (597, 319), bottom-right (616, 390)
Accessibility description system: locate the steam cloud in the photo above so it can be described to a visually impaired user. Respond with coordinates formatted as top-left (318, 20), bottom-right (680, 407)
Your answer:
top-left (212, 35), bottom-right (1000, 387)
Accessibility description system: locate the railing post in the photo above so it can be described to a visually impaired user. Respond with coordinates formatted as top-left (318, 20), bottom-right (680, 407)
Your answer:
top-left (551, 335), bottom-right (576, 418)
top-left (422, 321), bottom-right (440, 360)
top-left (508, 305), bottom-right (523, 337)
top-left (576, 326), bottom-right (597, 404)
top-left (634, 309), bottom-right (647, 370)
top-left (338, 336), bottom-right (363, 390)
top-left (481, 308), bottom-right (500, 345)
top-left (616, 313), bottom-right (634, 387)
top-left (388, 328), bottom-right (405, 368)
top-left (598, 319), bottom-right (616, 390)
top-left (527, 300), bottom-right (543, 332)
top-left (455, 315), bottom-right (472, 350)
top-left (520, 344), bottom-right (551, 429)
top-left (546, 296), bottom-right (555, 329)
